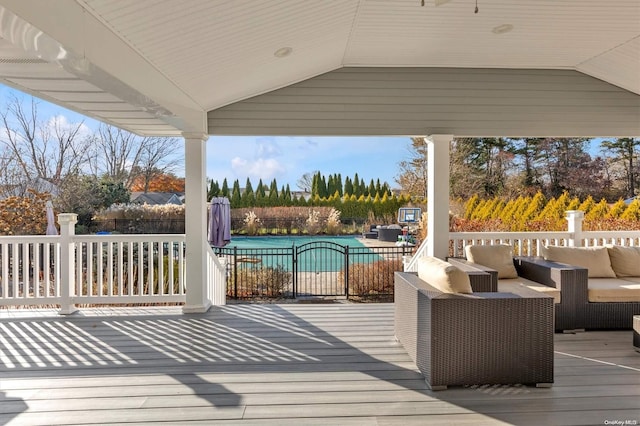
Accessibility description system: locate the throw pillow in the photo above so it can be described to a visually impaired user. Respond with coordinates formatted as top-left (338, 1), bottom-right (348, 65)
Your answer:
top-left (607, 245), bottom-right (640, 277)
top-left (541, 245), bottom-right (616, 278)
top-left (464, 244), bottom-right (518, 279)
top-left (417, 256), bottom-right (473, 294)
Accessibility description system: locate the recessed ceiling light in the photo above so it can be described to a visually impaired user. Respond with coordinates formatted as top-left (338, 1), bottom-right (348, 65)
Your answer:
top-left (274, 47), bottom-right (293, 58)
top-left (492, 24), bottom-right (514, 34)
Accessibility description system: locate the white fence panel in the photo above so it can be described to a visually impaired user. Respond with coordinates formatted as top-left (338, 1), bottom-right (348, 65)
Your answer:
top-left (581, 231), bottom-right (640, 247)
top-left (0, 236), bottom-right (60, 306)
top-left (449, 231), bottom-right (571, 257)
top-left (72, 235), bottom-right (186, 305)
top-left (206, 245), bottom-right (226, 306)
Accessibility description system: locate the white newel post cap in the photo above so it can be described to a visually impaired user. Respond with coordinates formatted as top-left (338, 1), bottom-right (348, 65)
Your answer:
top-left (58, 213), bottom-right (78, 223)
top-left (58, 213), bottom-right (78, 234)
top-left (565, 210), bottom-right (584, 247)
top-left (565, 210), bottom-right (584, 220)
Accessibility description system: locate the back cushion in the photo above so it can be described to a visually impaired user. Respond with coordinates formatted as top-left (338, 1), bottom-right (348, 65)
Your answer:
top-left (417, 256), bottom-right (473, 294)
top-left (464, 244), bottom-right (518, 279)
top-left (541, 245), bottom-right (616, 278)
top-left (607, 245), bottom-right (640, 277)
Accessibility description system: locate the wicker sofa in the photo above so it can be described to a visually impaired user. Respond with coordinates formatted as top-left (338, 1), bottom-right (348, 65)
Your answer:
top-left (394, 257), bottom-right (554, 390)
top-left (540, 245), bottom-right (640, 330)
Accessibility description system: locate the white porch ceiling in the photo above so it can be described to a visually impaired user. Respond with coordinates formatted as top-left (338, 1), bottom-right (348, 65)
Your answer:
top-left (0, 0), bottom-right (637, 136)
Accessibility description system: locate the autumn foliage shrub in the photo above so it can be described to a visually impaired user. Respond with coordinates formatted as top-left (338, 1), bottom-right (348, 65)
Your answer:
top-left (0, 191), bottom-right (52, 235)
top-left (342, 258), bottom-right (402, 301)
top-left (229, 265), bottom-right (291, 298)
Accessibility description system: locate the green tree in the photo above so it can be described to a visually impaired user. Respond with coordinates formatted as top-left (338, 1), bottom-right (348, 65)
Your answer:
top-left (99, 178), bottom-right (130, 207)
top-left (242, 178), bottom-right (255, 207)
top-left (220, 178), bottom-right (229, 197)
top-left (207, 180), bottom-right (219, 200)
top-left (335, 173), bottom-right (343, 197)
top-left (367, 179), bottom-right (376, 197)
top-left (600, 138), bottom-right (640, 198)
top-left (230, 180), bottom-right (241, 207)
top-left (255, 178), bottom-right (266, 207)
top-left (344, 176), bottom-right (353, 196)
top-left (268, 179), bottom-right (279, 205)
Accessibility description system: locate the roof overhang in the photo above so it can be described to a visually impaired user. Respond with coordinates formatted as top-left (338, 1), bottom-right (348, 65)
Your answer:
top-left (0, 0), bottom-right (637, 137)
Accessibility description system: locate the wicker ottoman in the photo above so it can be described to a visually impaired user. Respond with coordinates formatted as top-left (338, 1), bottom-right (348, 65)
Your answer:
top-left (634, 316), bottom-right (640, 352)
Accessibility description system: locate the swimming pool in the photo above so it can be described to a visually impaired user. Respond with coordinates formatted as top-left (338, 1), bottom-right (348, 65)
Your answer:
top-left (218, 235), bottom-right (380, 273)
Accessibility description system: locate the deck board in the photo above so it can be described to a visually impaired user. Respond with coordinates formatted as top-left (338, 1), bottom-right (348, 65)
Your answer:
top-left (1, 303), bottom-right (639, 425)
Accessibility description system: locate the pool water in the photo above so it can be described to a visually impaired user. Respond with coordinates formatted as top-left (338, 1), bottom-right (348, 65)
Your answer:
top-left (223, 236), bottom-right (380, 272)
top-left (227, 235), bottom-right (366, 249)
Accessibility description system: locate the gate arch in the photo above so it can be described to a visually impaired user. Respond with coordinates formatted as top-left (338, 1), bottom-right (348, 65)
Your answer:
top-left (294, 241), bottom-right (348, 297)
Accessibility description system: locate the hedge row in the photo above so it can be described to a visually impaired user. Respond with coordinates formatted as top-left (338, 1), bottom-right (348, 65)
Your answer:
top-left (459, 192), bottom-right (640, 232)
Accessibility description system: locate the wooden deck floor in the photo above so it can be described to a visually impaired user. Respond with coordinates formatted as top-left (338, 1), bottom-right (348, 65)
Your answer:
top-left (1, 303), bottom-right (639, 425)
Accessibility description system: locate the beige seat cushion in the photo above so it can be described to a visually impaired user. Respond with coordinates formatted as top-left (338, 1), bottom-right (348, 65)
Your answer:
top-left (464, 244), bottom-right (518, 279)
top-left (587, 278), bottom-right (640, 302)
top-left (499, 278), bottom-right (561, 304)
top-left (606, 245), bottom-right (640, 277)
top-left (417, 256), bottom-right (473, 294)
top-left (541, 245), bottom-right (616, 278)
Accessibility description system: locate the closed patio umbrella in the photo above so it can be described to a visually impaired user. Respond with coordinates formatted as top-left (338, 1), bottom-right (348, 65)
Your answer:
top-left (208, 197), bottom-right (231, 248)
top-left (45, 200), bottom-right (57, 235)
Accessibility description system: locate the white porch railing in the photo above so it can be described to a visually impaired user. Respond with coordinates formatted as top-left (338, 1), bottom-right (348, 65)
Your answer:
top-left (206, 244), bottom-right (227, 306)
top-left (0, 235), bottom-right (60, 306)
top-left (72, 234), bottom-right (187, 305)
top-left (0, 213), bottom-right (228, 312)
top-left (449, 231), bottom-right (572, 258)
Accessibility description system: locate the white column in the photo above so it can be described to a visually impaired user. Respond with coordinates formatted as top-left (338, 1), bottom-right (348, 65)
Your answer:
top-left (565, 210), bottom-right (585, 247)
top-left (427, 135), bottom-right (453, 260)
top-left (58, 213), bottom-right (78, 315)
top-left (182, 132), bottom-right (211, 313)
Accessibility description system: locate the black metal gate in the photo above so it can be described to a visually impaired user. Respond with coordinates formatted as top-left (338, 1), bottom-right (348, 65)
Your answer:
top-left (293, 241), bottom-right (348, 297)
top-left (215, 241), bottom-right (410, 301)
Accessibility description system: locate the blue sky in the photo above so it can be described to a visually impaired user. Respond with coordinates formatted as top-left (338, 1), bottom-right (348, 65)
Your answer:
top-left (1, 85), bottom-right (412, 190)
top-left (206, 135), bottom-right (411, 190)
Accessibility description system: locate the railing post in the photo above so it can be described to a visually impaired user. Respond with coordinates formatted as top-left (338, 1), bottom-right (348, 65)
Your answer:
top-left (565, 210), bottom-right (584, 247)
top-left (58, 213), bottom-right (78, 315)
top-left (344, 245), bottom-right (349, 299)
top-left (233, 246), bottom-right (238, 299)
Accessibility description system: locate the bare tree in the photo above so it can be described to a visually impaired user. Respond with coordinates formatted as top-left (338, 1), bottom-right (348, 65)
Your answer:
top-left (296, 171), bottom-right (318, 192)
top-left (130, 136), bottom-right (183, 193)
top-left (0, 95), bottom-right (91, 188)
top-left (89, 124), bottom-right (144, 187)
top-left (88, 123), bottom-right (183, 192)
top-left (600, 138), bottom-right (640, 198)
top-left (396, 137), bottom-right (429, 199)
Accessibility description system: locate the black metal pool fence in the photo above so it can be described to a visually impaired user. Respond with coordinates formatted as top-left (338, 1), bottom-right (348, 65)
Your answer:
top-left (214, 241), bottom-right (413, 300)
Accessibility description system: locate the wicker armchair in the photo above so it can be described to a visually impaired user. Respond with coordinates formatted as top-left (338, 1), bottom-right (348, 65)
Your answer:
top-left (450, 256), bottom-right (588, 332)
top-left (394, 271), bottom-right (554, 390)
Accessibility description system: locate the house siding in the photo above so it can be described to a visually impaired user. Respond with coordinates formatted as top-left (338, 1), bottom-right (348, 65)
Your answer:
top-left (207, 67), bottom-right (640, 137)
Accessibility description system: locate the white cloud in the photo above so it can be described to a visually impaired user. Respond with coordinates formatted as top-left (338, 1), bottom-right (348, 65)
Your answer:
top-left (47, 114), bottom-right (93, 140)
top-left (231, 157), bottom-right (285, 181)
top-left (256, 138), bottom-right (282, 157)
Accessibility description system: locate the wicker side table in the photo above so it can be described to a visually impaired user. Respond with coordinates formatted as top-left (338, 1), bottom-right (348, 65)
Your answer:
top-left (634, 316), bottom-right (640, 352)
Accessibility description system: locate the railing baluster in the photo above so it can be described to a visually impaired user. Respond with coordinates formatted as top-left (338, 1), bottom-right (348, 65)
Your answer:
top-left (1, 243), bottom-right (7, 297)
top-left (34, 242), bottom-right (40, 298)
top-left (137, 242), bottom-right (144, 296)
top-left (128, 241), bottom-right (134, 296)
top-left (12, 242), bottom-right (19, 298)
top-left (117, 241), bottom-right (124, 296)
top-left (107, 241), bottom-right (114, 296)
top-left (158, 241), bottom-right (164, 296)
